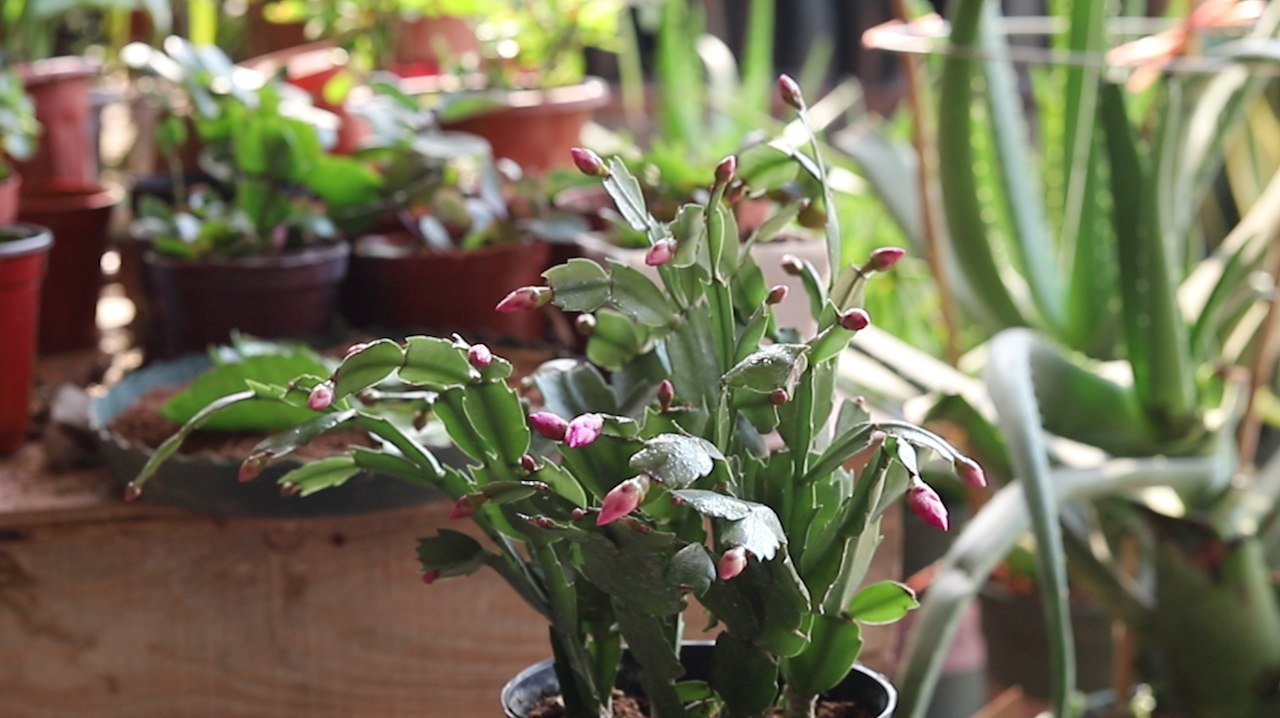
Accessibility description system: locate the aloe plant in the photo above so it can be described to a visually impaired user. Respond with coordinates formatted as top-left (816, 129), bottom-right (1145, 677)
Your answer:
top-left (884, 1), bottom-right (1280, 716)
top-left (125, 77), bottom-right (983, 718)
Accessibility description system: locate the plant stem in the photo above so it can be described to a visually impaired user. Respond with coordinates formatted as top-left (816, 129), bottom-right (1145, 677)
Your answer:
top-left (782, 683), bottom-right (816, 718)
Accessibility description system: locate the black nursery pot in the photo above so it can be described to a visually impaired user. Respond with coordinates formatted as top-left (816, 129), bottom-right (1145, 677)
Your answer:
top-left (501, 641), bottom-right (897, 718)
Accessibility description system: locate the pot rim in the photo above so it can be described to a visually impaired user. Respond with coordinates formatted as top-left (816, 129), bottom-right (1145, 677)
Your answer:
top-left (0, 223), bottom-right (54, 258)
top-left (403, 75), bottom-right (611, 116)
top-left (18, 180), bottom-right (125, 211)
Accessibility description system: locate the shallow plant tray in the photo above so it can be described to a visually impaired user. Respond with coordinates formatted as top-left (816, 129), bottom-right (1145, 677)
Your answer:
top-left (89, 353), bottom-right (448, 518)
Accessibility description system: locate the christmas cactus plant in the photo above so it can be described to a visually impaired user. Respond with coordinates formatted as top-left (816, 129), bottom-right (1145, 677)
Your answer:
top-left (125, 76), bottom-right (982, 718)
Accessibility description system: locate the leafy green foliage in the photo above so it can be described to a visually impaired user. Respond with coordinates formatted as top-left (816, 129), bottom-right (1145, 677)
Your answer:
top-left (160, 347), bottom-right (329, 432)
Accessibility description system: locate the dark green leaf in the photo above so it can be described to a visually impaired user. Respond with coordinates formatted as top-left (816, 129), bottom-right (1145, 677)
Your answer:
top-left (608, 260), bottom-right (676, 327)
top-left (333, 339), bottom-right (404, 399)
top-left (781, 615), bottom-right (863, 697)
top-left (400, 336), bottom-right (479, 388)
top-left (847, 580), bottom-right (919, 624)
top-left (630, 434), bottom-right (721, 489)
top-left (278, 455), bottom-right (361, 496)
top-left (545, 258), bottom-right (611, 312)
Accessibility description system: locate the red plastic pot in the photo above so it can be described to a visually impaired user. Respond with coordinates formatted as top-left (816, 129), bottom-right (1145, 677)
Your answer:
top-left (143, 242), bottom-right (351, 358)
top-left (0, 224), bottom-right (53, 454)
top-left (342, 236), bottom-right (551, 342)
top-left (0, 173), bottom-right (20, 224)
top-left (17, 180), bottom-right (123, 354)
top-left (15, 56), bottom-right (100, 186)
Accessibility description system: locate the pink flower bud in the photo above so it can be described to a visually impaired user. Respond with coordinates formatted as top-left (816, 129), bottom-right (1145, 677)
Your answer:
top-left (780, 254), bottom-right (805, 276)
top-left (769, 389), bottom-right (789, 405)
top-left (575, 313), bottom-right (596, 336)
top-left (308, 382), bottom-right (334, 411)
top-left (778, 74), bottom-right (804, 109)
top-left (280, 482), bottom-right (302, 498)
top-left (867, 247), bottom-right (906, 272)
top-left (766, 285), bottom-right (788, 305)
top-left (565, 413), bottom-right (605, 448)
top-left (715, 155), bottom-right (737, 187)
top-left (495, 286), bottom-right (552, 313)
top-left (520, 454), bottom-right (538, 473)
top-left (954, 456), bottom-right (987, 488)
top-left (449, 493), bottom-right (487, 520)
top-left (124, 482), bottom-right (142, 501)
top-left (468, 344), bottom-right (493, 369)
top-left (596, 475), bottom-right (650, 525)
top-left (657, 379), bottom-right (675, 411)
top-left (907, 478), bottom-right (949, 531)
top-left (570, 508), bottom-right (587, 521)
top-left (528, 412), bottom-right (569, 441)
top-left (645, 238), bottom-right (677, 266)
top-left (238, 452), bottom-right (270, 483)
top-left (838, 308), bottom-right (872, 331)
top-left (570, 147), bottom-right (610, 177)
top-left (718, 546), bottom-right (749, 580)
top-left (421, 570), bottom-right (440, 585)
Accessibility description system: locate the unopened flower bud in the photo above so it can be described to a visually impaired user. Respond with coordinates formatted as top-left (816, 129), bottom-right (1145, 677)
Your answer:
top-left (238, 452), bottom-right (270, 483)
top-left (954, 456), bottom-right (987, 488)
top-left (778, 74), bottom-right (804, 109)
top-left (575, 313), bottom-right (596, 336)
top-left (565, 413), bottom-right (605, 448)
top-left (421, 570), bottom-right (440, 585)
top-left (529, 411), bottom-right (570, 441)
top-left (769, 389), bottom-right (789, 405)
top-left (570, 147), bottom-right (610, 177)
top-left (657, 379), bottom-right (675, 411)
top-left (838, 308), bottom-right (872, 331)
top-left (907, 477), bottom-right (949, 531)
top-left (280, 481), bottom-right (302, 498)
top-left (570, 508), bottom-right (587, 521)
top-left (714, 155), bottom-right (737, 188)
top-left (495, 286), bottom-right (553, 313)
top-left (866, 246), bottom-right (906, 272)
top-left (449, 493), bottom-right (488, 520)
top-left (766, 285), bottom-right (788, 305)
top-left (308, 382), bottom-right (335, 411)
top-left (520, 454), bottom-right (538, 473)
top-left (468, 343), bottom-right (493, 369)
top-left (596, 475), bottom-right (651, 526)
top-left (718, 546), bottom-right (749, 580)
top-left (780, 254), bottom-right (805, 276)
top-left (124, 482), bottom-right (142, 501)
top-left (645, 238), bottom-right (676, 266)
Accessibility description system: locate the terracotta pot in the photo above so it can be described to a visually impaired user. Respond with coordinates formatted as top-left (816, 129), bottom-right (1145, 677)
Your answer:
top-left (15, 56), bottom-right (100, 186)
top-left (428, 77), bottom-right (610, 173)
top-left (143, 242), bottom-right (350, 359)
top-left (0, 224), bottom-right (53, 454)
top-left (342, 236), bottom-right (551, 342)
top-left (391, 15), bottom-right (480, 76)
top-left (17, 180), bottom-right (123, 354)
top-left (0, 173), bottom-right (20, 224)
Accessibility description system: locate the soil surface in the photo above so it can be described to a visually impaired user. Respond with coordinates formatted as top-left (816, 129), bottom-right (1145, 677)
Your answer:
top-left (107, 386), bottom-right (374, 460)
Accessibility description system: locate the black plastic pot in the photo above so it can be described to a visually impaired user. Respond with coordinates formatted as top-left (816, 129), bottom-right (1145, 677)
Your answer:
top-left (501, 641), bottom-right (897, 718)
top-left (88, 353), bottom-right (449, 518)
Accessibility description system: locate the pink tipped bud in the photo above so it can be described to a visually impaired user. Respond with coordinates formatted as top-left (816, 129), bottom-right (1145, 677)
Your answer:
top-left (778, 74), bottom-right (804, 109)
top-left (280, 482), bottom-right (302, 498)
top-left (596, 475), bottom-right (650, 526)
top-left (766, 285), bottom-right (788, 305)
top-left (907, 478), bottom-right (949, 531)
top-left (308, 382), bottom-right (335, 411)
top-left (718, 546), bottom-right (749, 580)
top-left (575, 313), bottom-right (596, 336)
top-left (421, 570), bottom-right (440, 585)
top-left (124, 482), bottom-right (142, 501)
top-left (495, 286), bottom-right (552, 313)
top-left (468, 344), bottom-right (493, 369)
top-left (714, 155), bottom-right (737, 187)
top-left (657, 379), bottom-right (675, 411)
top-left (866, 247), bottom-right (906, 272)
top-left (449, 493), bottom-right (487, 520)
top-left (238, 452), bottom-right (270, 483)
top-left (520, 454), bottom-right (538, 473)
top-left (838, 308), bottom-right (872, 331)
top-left (954, 456), bottom-right (987, 488)
top-left (645, 238), bottom-right (677, 266)
top-left (780, 254), bottom-right (805, 276)
top-left (528, 411), bottom-right (570, 441)
top-left (570, 147), bottom-right (610, 177)
top-left (565, 413), bottom-right (605, 448)
top-left (769, 389), bottom-right (790, 406)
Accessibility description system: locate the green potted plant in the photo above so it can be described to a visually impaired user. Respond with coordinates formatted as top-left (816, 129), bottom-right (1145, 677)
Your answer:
top-left (127, 38), bottom-right (350, 359)
top-left (124, 77), bottom-right (985, 717)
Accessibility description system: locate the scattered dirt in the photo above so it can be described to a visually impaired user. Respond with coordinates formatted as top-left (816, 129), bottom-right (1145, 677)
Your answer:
top-left (106, 386), bottom-right (374, 461)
